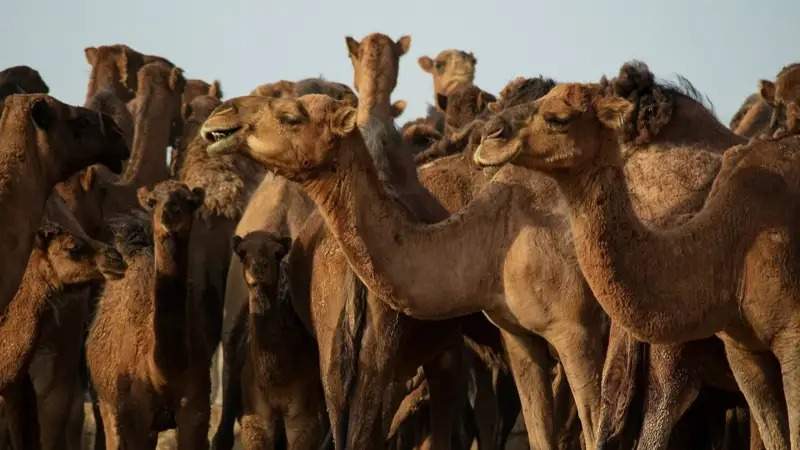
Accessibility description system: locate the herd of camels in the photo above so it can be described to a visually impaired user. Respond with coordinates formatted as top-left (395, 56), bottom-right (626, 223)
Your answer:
top-left (0, 31), bottom-right (799, 450)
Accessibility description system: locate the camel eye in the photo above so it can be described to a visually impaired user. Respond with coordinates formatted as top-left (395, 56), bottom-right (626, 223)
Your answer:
top-left (544, 113), bottom-right (574, 130)
top-left (277, 113), bottom-right (305, 126)
top-left (434, 61), bottom-right (446, 73)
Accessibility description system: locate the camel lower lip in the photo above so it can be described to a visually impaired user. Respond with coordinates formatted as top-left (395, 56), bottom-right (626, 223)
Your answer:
top-left (206, 135), bottom-right (239, 155)
top-left (474, 142), bottom-right (520, 167)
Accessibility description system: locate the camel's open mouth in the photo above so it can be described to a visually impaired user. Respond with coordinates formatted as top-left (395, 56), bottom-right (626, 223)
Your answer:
top-left (201, 125), bottom-right (243, 155)
top-left (473, 139), bottom-right (520, 167)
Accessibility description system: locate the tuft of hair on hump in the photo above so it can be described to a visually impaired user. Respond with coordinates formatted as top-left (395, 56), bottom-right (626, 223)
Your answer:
top-left (497, 76), bottom-right (557, 108)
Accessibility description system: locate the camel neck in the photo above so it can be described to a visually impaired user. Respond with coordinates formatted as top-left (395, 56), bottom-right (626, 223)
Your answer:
top-left (152, 231), bottom-right (190, 374)
top-left (0, 251), bottom-right (57, 390)
top-left (123, 91), bottom-right (172, 186)
top-left (299, 134), bottom-right (517, 319)
top-left (552, 149), bottom-right (737, 343)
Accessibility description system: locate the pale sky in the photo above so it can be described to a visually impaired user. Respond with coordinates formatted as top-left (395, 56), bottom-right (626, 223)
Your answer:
top-left (3, 0), bottom-right (798, 124)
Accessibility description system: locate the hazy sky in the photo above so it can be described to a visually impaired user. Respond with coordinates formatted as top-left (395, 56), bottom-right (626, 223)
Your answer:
top-left (3, 0), bottom-right (798, 123)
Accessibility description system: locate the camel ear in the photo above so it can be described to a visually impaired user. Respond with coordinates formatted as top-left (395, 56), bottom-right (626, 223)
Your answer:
top-left (137, 186), bottom-right (156, 211)
top-left (169, 67), bottom-right (185, 92)
top-left (84, 47), bottom-right (98, 66)
top-left (116, 48), bottom-right (130, 89)
top-left (210, 80), bottom-right (223, 99)
top-left (760, 80), bottom-right (776, 105)
top-left (391, 100), bottom-right (407, 118)
top-left (395, 35), bottom-right (411, 56)
top-left (345, 36), bottom-right (360, 58)
top-left (468, 52), bottom-right (477, 66)
top-left (190, 187), bottom-right (205, 209)
top-left (594, 96), bottom-right (633, 130)
top-left (487, 101), bottom-right (502, 114)
top-left (477, 91), bottom-right (496, 112)
top-left (330, 105), bottom-right (357, 137)
top-left (31, 98), bottom-right (55, 130)
top-left (81, 166), bottom-right (97, 191)
top-left (418, 56), bottom-right (433, 73)
top-left (231, 235), bottom-right (244, 260)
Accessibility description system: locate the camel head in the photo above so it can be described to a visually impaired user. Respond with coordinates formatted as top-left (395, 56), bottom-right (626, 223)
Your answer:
top-left (1, 94), bottom-right (129, 177)
top-left (345, 33), bottom-right (410, 122)
top-left (201, 94), bottom-right (357, 179)
top-left (138, 181), bottom-right (204, 236)
top-left (418, 50), bottom-right (477, 110)
top-left (232, 231), bottom-right (291, 303)
top-left (129, 62), bottom-right (186, 146)
top-left (34, 219), bottom-right (127, 285)
top-left (183, 79), bottom-right (223, 108)
top-left (475, 83), bottom-right (632, 171)
top-left (760, 63), bottom-right (800, 137)
top-left (84, 44), bottom-right (148, 103)
top-left (440, 84), bottom-right (496, 132)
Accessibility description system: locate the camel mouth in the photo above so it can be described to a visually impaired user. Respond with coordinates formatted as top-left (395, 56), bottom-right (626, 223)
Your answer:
top-left (98, 251), bottom-right (127, 280)
top-left (201, 125), bottom-right (243, 155)
top-left (473, 139), bottom-right (520, 167)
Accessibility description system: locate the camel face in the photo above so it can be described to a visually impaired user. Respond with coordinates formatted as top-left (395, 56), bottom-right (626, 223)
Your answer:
top-left (137, 180), bottom-right (204, 235)
top-left (346, 33), bottom-right (410, 97)
top-left (475, 84), bottom-right (631, 171)
top-left (232, 231), bottom-right (290, 301)
top-left (84, 44), bottom-right (173, 103)
top-left (1, 94), bottom-right (129, 175)
top-left (418, 50), bottom-right (477, 109)
top-left (441, 84), bottom-right (495, 131)
top-left (761, 64), bottom-right (800, 136)
top-left (35, 220), bottom-right (126, 284)
top-left (201, 94), bottom-right (357, 178)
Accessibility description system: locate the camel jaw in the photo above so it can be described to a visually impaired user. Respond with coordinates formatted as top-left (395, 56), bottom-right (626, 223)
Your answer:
top-left (474, 139), bottom-right (520, 167)
top-left (201, 124), bottom-right (243, 156)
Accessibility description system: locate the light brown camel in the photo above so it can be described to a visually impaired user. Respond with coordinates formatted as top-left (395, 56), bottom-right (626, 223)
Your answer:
top-left (760, 63), bottom-right (800, 138)
top-left (418, 49), bottom-right (477, 110)
top-left (232, 231), bottom-right (327, 449)
top-left (474, 82), bottom-right (800, 450)
top-left (0, 214), bottom-right (125, 450)
top-left (0, 94), bottom-right (128, 311)
top-left (83, 44), bottom-right (173, 105)
top-left (0, 66), bottom-right (48, 105)
top-left (123, 61), bottom-right (186, 187)
top-left (87, 181), bottom-right (206, 450)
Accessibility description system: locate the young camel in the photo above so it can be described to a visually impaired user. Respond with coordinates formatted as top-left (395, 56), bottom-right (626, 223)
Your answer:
top-left (87, 181), bottom-right (206, 450)
top-left (232, 231), bottom-right (327, 449)
top-left (0, 216), bottom-right (126, 450)
top-left (473, 82), bottom-right (800, 450)
top-left (418, 49), bottom-right (477, 110)
top-left (0, 94), bottom-right (128, 311)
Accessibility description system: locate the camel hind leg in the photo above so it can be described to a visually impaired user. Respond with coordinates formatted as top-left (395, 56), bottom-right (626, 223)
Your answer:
top-left (774, 334), bottom-right (800, 450)
top-left (723, 340), bottom-right (789, 450)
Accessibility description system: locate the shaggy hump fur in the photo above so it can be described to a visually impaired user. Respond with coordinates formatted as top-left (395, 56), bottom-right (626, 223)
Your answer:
top-left (0, 66), bottom-right (49, 102)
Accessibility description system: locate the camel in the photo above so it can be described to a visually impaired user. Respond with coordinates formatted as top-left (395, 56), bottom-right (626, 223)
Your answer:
top-left (0, 212), bottom-right (126, 450)
top-left (759, 63), bottom-right (800, 138)
top-left (474, 81), bottom-right (800, 450)
top-left (232, 232), bottom-right (327, 449)
top-left (418, 49), bottom-right (477, 110)
top-left (123, 61), bottom-right (186, 187)
top-left (183, 79), bottom-right (222, 110)
top-left (251, 78), bottom-right (358, 106)
top-left (0, 66), bottom-right (48, 104)
top-left (730, 93), bottom-right (773, 139)
top-left (0, 94), bottom-right (128, 312)
top-left (86, 181), bottom-right (206, 450)
top-left (83, 44), bottom-right (173, 105)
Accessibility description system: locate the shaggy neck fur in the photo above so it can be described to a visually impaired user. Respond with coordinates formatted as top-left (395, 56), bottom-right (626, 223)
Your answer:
top-left (300, 133), bottom-right (524, 319)
top-left (123, 86), bottom-right (173, 186)
top-left (0, 249), bottom-right (60, 390)
top-left (552, 135), bottom-right (747, 343)
top-left (151, 227), bottom-right (191, 376)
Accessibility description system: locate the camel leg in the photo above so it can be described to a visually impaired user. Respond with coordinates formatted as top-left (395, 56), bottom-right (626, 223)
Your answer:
top-left (2, 377), bottom-right (41, 450)
top-left (98, 401), bottom-right (121, 450)
top-left (176, 382), bottom-right (212, 450)
top-left (285, 406), bottom-right (326, 450)
top-left (552, 327), bottom-right (604, 449)
top-left (500, 330), bottom-right (557, 450)
top-left (423, 346), bottom-right (465, 450)
top-left (240, 411), bottom-right (276, 450)
top-left (212, 306), bottom-right (247, 450)
top-left (34, 368), bottom-right (84, 450)
top-left (774, 338), bottom-right (800, 450)
top-left (635, 343), bottom-right (700, 450)
top-left (724, 342), bottom-right (789, 450)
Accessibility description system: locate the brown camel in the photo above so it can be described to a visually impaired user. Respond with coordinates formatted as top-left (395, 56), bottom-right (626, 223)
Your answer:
top-left (730, 93), bottom-right (773, 139)
top-left (760, 63), bottom-right (800, 138)
top-left (0, 66), bottom-right (48, 105)
top-left (418, 49), bottom-right (477, 110)
top-left (123, 61), bottom-right (185, 187)
top-left (0, 94), bottom-right (127, 311)
top-left (87, 181), bottom-right (206, 450)
top-left (232, 232), bottom-right (327, 449)
top-left (0, 213), bottom-right (126, 450)
top-left (183, 79), bottom-right (222, 110)
top-left (474, 82), bottom-right (800, 450)
top-left (83, 44), bottom-right (173, 105)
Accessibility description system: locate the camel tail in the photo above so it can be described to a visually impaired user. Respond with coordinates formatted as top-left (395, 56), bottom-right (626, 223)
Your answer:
top-left (597, 325), bottom-right (648, 450)
top-left (331, 272), bottom-right (368, 448)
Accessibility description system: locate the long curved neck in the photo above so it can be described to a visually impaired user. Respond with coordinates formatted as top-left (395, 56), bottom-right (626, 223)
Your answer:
top-left (0, 251), bottom-right (57, 390)
top-left (299, 134), bottom-right (515, 319)
top-left (123, 89), bottom-right (173, 186)
top-left (553, 143), bottom-right (738, 343)
top-left (151, 230), bottom-right (190, 374)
